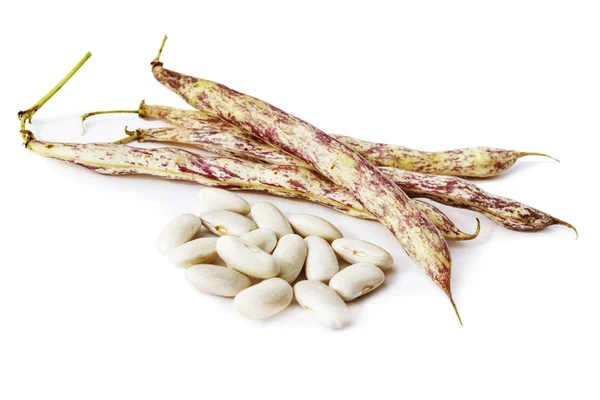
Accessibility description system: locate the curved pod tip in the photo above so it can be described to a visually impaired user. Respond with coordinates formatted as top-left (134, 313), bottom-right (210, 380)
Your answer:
top-left (520, 152), bottom-right (560, 163)
top-left (450, 295), bottom-right (463, 326)
top-left (472, 218), bottom-right (481, 238)
top-left (558, 219), bottom-right (578, 239)
top-left (460, 218), bottom-right (481, 241)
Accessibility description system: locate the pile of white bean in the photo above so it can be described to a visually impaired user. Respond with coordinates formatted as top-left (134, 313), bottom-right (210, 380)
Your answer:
top-left (157, 188), bottom-right (394, 330)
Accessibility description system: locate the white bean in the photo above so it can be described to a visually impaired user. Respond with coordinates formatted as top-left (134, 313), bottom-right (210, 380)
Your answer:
top-left (156, 214), bottom-right (202, 254)
top-left (240, 228), bottom-right (277, 253)
top-left (200, 210), bottom-right (257, 237)
top-left (185, 264), bottom-right (251, 297)
top-left (216, 236), bottom-right (279, 279)
top-left (234, 278), bottom-right (293, 319)
top-left (304, 236), bottom-right (339, 282)
top-left (294, 280), bottom-right (349, 329)
top-left (197, 188), bottom-right (250, 215)
top-left (331, 238), bottom-right (393, 270)
top-left (329, 263), bottom-right (385, 301)
top-left (288, 213), bottom-right (343, 242)
top-left (250, 202), bottom-right (293, 239)
top-left (169, 237), bottom-right (218, 268)
top-left (273, 234), bottom-right (308, 283)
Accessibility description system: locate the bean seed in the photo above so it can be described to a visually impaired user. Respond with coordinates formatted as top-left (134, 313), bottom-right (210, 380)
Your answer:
top-left (329, 263), bottom-right (385, 301)
top-left (304, 236), bottom-right (339, 282)
top-left (294, 280), bottom-right (349, 329)
top-left (331, 238), bottom-right (393, 270)
top-left (200, 210), bottom-right (257, 236)
top-left (197, 187), bottom-right (251, 215)
top-left (273, 234), bottom-right (307, 283)
top-left (234, 278), bottom-right (293, 319)
top-left (156, 213), bottom-right (202, 254)
top-left (185, 264), bottom-right (251, 297)
top-left (251, 202), bottom-right (293, 239)
top-left (216, 235), bottom-right (279, 279)
top-left (240, 228), bottom-right (277, 253)
top-left (169, 237), bottom-right (218, 268)
top-left (288, 213), bottom-right (343, 242)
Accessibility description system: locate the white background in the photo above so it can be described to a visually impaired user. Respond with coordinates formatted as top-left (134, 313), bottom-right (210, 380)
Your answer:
top-left (1, 1), bottom-right (598, 399)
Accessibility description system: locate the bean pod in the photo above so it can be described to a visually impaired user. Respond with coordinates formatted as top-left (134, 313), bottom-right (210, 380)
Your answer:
top-left (136, 103), bottom-right (553, 177)
top-left (29, 141), bottom-right (480, 241)
top-left (152, 46), bottom-right (457, 319)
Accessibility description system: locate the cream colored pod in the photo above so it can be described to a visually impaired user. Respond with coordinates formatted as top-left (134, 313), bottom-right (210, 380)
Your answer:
top-left (216, 235), bottom-right (279, 279)
top-left (157, 214), bottom-right (202, 254)
top-left (304, 236), bottom-right (339, 282)
top-left (288, 214), bottom-right (343, 242)
top-left (185, 264), bottom-right (251, 297)
top-left (273, 234), bottom-right (308, 283)
top-left (250, 202), bottom-right (293, 239)
top-left (200, 210), bottom-right (257, 236)
top-left (197, 188), bottom-right (251, 215)
top-left (240, 228), bottom-right (278, 253)
top-left (329, 263), bottom-right (385, 301)
top-left (168, 237), bottom-right (218, 268)
top-left (331, 238), bottom-right (393, 270)
top-left (294, 280), bottom-right (349, 330)
top-left (234, 278), bottom-right (293, 319)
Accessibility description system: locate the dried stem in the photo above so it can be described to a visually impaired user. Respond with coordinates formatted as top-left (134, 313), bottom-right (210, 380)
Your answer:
top-left (449, 295), bottom-right (463, 326)
top-left (520, 152), bottom-right (560, 163)
top-left (80, 109), bottom-right (140, 135)
top-left (113, 126), bottom-right (139, 144)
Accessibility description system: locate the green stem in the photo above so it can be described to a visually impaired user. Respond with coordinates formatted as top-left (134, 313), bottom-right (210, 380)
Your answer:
top-left (19, 52), bottom-right (92, 134)
top-left (151, 35), bottom-right (168, 66)
top-left (80, 109), bottom-right (140, 135)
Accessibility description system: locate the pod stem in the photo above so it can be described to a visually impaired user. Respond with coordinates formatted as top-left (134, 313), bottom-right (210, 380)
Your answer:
top-left (113, 126), bottom-right (139, 145)
top-left (80, 109), bottom-right (140, 135)
top-left (18, 52), bottom-right (92, 141)
top-left (151, 34), bottom-right (168, 66)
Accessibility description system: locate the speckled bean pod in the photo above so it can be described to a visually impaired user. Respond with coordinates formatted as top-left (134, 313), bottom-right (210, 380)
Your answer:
top-left (333, 135), bottom-right (555, 178)
top-left (28, 141), bottom-right (478, 242)
top-left (136, 125), bottom-right (310, 169)
top-left (137, 102), bottom-right (554, 177)
top-left (129, 126), bottom-right (570, 233)
top-left (152, 54), bottom-right (458, 317)
top-left (381, 168), bottom-right (576, 234)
